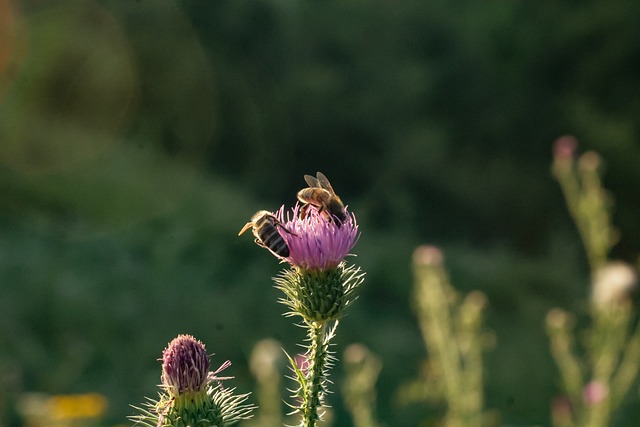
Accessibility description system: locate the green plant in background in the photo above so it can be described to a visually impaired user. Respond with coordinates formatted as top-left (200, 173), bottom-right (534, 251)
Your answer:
top-left (246, 339), bottom-right (285, 427)
top-left (399, 245), bottom-right (492, 427)
top-left (341, 343), bottom-right (383, 427)
top-left (547, 137), bottom-right (640, 427)
top-left (551, 136), bottom-right (618, 272)
top-left (130, 334), bottom-right (254, 427)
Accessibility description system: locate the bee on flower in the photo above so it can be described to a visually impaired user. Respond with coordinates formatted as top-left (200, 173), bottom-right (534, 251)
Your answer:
top-left (277, 202), bottom-right (359, 272)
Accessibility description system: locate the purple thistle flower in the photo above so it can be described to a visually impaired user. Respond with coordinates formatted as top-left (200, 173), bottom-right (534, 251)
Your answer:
top-left (276, 203), bottom-right (359, 272)
top-left (161, 334), bottom-right (211, 397)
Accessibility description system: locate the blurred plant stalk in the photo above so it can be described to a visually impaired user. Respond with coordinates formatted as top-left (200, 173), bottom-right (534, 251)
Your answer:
top-left (548, 137), bottom-right (640, 427)
top-left (551, 136), bottom-right (617, 271)
top-left (246, 339), bottom-right (284, 427)
top-left (342, 343), bottom-right (383, 427)
top-left (404, 245), bottom-right (490, 427)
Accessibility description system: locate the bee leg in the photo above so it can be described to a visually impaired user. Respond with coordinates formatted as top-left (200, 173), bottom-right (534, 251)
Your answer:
top-left (317, 206), bottom-right (333, 222)
top-left (254, 239), bottom-right (267, 249)
top-left (278, 224), bottom-right (298, 237)
top-left (299, 204), bottom-right (309, 219)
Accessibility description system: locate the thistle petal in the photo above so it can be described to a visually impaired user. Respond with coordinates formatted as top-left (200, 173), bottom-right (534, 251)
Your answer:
top-left (277, 204), bottom-right (359, 272)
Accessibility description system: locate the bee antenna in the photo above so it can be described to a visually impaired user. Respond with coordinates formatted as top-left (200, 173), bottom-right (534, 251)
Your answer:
top-left (238, 222), bottom-right (253, 236)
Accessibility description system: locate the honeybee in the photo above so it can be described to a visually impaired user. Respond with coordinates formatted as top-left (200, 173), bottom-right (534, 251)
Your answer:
top-left (297, 172), bottom-right (347, 225)
top-left (238, 210), bottom-right (296, 258)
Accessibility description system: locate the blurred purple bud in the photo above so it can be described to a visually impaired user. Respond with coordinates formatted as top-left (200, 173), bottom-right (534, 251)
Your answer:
top-left (553, 135), bottom-right (578, 161)
top-left (583, 381), bottom-right (608, 405)
top-left (413, 245), bottom-right (444, 267)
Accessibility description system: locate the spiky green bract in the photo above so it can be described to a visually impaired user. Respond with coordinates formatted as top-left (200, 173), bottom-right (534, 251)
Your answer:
top-left (130, 381), bottom-right (254, 427)
top-left (284, 322), bottom-right (338, 427)
top-left (274, 263), bottom-right (363, 427)
top-left (274, 262), bottom-right (364, 325)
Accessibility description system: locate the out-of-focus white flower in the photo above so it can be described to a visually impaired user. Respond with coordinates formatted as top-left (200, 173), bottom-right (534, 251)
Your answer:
top-left (591, 261), bottom-right (637, 307)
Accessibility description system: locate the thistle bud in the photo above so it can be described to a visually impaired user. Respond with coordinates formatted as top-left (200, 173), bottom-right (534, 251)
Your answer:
top-left (161, 334), bottom-right (210, 398)
top-left (130, 334), bottom-right (255, 427)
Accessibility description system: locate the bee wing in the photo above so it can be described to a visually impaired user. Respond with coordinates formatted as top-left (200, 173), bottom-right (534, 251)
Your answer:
top-left (316, 172), bottom-right (336, 195)
top-left (304, 174), bottom-right (320, 188)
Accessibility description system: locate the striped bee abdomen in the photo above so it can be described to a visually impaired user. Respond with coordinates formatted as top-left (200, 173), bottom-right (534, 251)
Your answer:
top-left (239, 210), bottom-right (294, 259)
top-left (258, 222), bottom-right (290, 257)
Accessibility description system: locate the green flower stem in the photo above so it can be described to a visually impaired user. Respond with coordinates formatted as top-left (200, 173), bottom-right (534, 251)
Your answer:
top-left (582, 306), bottom-right (632, 427)
top-left (552, 151), bottom-right (614, 272)
top-left (458, 292), bottom-right (487, 426)
top-left (611, 318), bottom-right (640, 406)
top-left (302, 322), bottom-right (329, 427)
top-left (546, 310), bottom-right (584, 407)
top-left (342, 344), bottom-right (383, 427)
top-left (550, 145), bottom-right (640, 427)
top-left (415, 260), bottom-right (463, 402)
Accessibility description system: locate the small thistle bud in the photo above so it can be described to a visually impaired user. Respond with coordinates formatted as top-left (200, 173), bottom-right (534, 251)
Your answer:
top-left (546, 308), bottom-right (573, 332)
top-left (552, 136), bottom-right (578, 179)
top-left (553, 135), bottom-right (578, 162)
top-left (551, 395), bottom-right (573, 426)
top-left (161, 334), bottom-right (210, 398)
top-left (578, 151), bottom-right (602, 173)
top-left (413, 245), bottom-right (444, 267)
top-left (130, 334), bottom-right (255, 427)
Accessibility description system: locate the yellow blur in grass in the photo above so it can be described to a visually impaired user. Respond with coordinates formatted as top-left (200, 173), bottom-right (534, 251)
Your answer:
top-left (18, 392), bottom-right (107, 427)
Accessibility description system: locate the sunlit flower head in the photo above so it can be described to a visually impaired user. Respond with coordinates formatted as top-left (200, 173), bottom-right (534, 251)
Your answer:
top-left (161, 334), bottom-right (210, 397)
top-left (276, 203), bottom-right (359, 272)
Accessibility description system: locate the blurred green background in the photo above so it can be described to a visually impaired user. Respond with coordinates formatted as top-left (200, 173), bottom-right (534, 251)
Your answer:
top-left (1, 0), bottom-right (640, 425)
